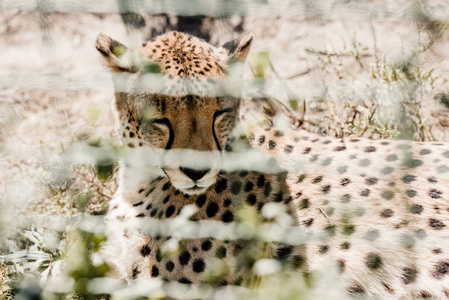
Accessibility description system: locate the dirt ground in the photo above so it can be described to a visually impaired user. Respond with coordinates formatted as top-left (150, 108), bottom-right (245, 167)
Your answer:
top-left (1, 2), bottom-right (449, 295)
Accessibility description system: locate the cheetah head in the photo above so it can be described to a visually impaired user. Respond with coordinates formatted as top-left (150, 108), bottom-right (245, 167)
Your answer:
top-left (96, 31), bottom-right (253, 195)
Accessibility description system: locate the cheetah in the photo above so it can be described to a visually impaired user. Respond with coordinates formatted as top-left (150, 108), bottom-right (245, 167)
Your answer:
top-left (96, 31), bottom-right (304, 290)
top-left (96, 31), bottom-right (449, 299)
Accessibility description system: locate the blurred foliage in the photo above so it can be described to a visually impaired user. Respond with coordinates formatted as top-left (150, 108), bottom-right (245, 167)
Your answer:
top-left (3, 0), bottom-right (449, 299)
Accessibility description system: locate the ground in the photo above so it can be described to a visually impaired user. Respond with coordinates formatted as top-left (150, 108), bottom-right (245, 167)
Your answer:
top-left (1, 1), bottom-right (449, 298)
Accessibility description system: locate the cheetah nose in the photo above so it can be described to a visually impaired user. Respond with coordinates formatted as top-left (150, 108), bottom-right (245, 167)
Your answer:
top-left (180, 167), bottom-right (210, 181)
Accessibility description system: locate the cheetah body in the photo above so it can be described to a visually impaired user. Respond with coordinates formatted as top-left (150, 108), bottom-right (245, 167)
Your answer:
top-left (252, 126), bottom-right (449, 299)
top-left (97, 31), bottom-right (449, 299)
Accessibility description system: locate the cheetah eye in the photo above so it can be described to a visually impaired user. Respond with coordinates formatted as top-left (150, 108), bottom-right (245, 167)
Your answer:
top-left (148, 117), bottom-right (174, 149)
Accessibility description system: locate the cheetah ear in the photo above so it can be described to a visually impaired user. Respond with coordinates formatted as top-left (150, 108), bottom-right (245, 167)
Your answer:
top-left (95, 33), bottom-right (141, 73)
top-left (222, 33), bottom-right (254, 62)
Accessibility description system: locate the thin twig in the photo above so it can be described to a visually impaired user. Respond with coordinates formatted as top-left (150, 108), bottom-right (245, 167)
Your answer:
top-left (97, 188), bottom-right (113, 200)
top-left (318, 207), bottom-right (332, 226)
top-left (305, 48), bottom-right (372, 57)
top-left (287, 68), bottom-right (312, 79)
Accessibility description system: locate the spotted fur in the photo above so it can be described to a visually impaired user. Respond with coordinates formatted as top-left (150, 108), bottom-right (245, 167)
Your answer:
top-left (252, 127), bottom-right (449, 299)
top-left (97, 31), bottom-right (449, 299)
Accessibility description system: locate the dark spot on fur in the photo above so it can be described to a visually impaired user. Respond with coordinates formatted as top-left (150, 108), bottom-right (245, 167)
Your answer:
top-left (364, 146), bottom-right (376, 152)
top-left (299, 198), bottom-right (309, 209)
top-left (340, 194), bottom-right (351, 203)
top-left (360, 189), bottom-right (370, 197)
top-left (310, 155), bottom-right (318, 162)
top-left (340, 242), bottom-right (350, 250)
top-left (196, 195), bottom-right (206, 207)
top-left (206, 202), bottom-right (219, 218)
top-left (386, 154), bottom-right (398, 162)
top-left (334, 146), bottom-right (346, 151)
top-left (365, 177), bottom-right (378, 185)
top-left (312, 176), bottom-right (323, 184)
top-left (264, 182), bottom-right (272, 196)
top-left (257, 175), bottom-right (266, 187)
top-left (429, 189), bottom-right (442, 199)
top-left (405, 190), bottom-right (417, 197)
top-left (364, 230), bottom-right (379, 242)
top-left (151, 265), bottom-right (159, 277)
top-left (322, 185), bottom-right (331, 194)
top-left (324, 225), bottom-right (336, 236)
top-left (239, 170), bottom-right (249, 177)
top-left (380, 209), bottom-right (394, 218)
top-left (341, 178), bottom-right (351, 186)
top-left (303, 147), bottom-right (312, 154)
top-left (216, 246), bottom-right (227, 258)
top-left (162, 182), bottom-right (171, 190)
top-left (402, 175), bottom-right (416, 183)
top-left (165, 205), bottom-right (175, 218)
top-left (428, 176), bottom-right (438, 183)
top-left (166, 261), bottom-right (174, 272)
top-left (343, 224), bottom-right (355, 236)
top-left (223, 199), bottom-right (232, 207)
top-left (304, 218), bottom-right (314, 226)
top-left (347, 283), bottom-right (365, 294)
top-left (322, 157), bottom-right (333, 166)
top-left (222, 211), bottom-right (234, 223)
top-left (382, 282), bottom-right (394, 293)
top-left (410, 204), bottom-right (423, 214)
top-left (381, 190), bottom-right (395, 200)
top-left (231, 181), bottom-right (242, 195)
top-left (141, 245), bottom-right (151, 257)
top-left (178, 278), bottom-right (191, 284)
top-left (297, 174), bottom-right (306, 182)
top-left (244, 181), bottom-right (254, 192)
top-left (276, 245), bottom-right (293, 259)
top-left (404, 159), bottom-right (423, 169)
top-left (415, 229), bottom-right (426, 239)
top-left (215, 178), bottom-right (228, 193)
top-left (381, 167), bottom-right (394, 175)
top-left (400, 234), bottom-right (415, 248)
top-left (420, 291), bottom-right (432, 298)
top-left (420, 149), bottom-right (432, 155)
top-left (132, 267), bottom-right (140, 279)
top-left (319, 245), bottom-right (329, 254)
top-left (437, 165), bottom-right (449, 173)
top-left (291, 255), bottom-right (305, 269)
top-left (337, 259), bottom-right (345, 273)
top-left (179, 251), bottom-right (191, 265)
top-left (192, 259), bottom-right (205, 273)
top-left (338, 165), bottom-right (348, 174)
top-left (201, 240), bottom-right (212, 251)
top-left (284, 145), bottom-right (294, 153)
top-left (430, 218), bottom-right (446, 230)
top-left (402, 267), bottom-right (418, 284)
top-left (246, 194), bottom-right (257, 205)
top-left (365, 253), bottom-right (383, 269)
